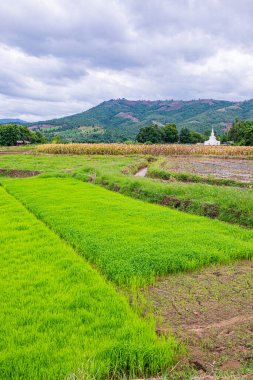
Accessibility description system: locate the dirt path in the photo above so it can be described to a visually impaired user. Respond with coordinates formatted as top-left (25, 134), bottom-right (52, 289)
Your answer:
top-left (141, 261), bottom-right (253, 378)
top-left (135, 167), bottom-right (148, 177)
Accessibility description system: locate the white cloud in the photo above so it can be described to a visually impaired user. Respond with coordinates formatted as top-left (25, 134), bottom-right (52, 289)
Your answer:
top-left (0, 0), bottom-right (253, 120)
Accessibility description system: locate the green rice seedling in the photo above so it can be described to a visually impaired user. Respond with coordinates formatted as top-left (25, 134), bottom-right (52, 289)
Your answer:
top-left (0, 187), bottom-right (179, 379)
top-left (2, 153), bottom-right (253, 228)
top-left (4, 177), bottom-right (253, 287)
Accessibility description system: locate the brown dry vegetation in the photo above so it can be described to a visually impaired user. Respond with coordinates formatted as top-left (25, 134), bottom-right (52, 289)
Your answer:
top-left (37, 143), bottom-right (253, 156)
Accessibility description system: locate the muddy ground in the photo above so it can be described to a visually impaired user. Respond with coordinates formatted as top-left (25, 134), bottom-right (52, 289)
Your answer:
top-left (162, 157), bottom-right (253, 183)
top-left (140, 261), bottom-right (253, 379)
top-left (0, 168), bottom-right (41, 177)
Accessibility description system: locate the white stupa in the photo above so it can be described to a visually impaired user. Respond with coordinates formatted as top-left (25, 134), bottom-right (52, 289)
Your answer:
top-left (204, 128), bottom-right (220, 146)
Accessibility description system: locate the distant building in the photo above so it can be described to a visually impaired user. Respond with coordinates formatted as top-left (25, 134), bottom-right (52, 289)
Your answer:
top-left (204, 128), bottom-right (220, 146)
top-left (16, 140), bottom-right (31, 145)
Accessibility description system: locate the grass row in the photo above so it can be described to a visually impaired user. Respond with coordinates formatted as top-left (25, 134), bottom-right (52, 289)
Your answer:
top-left (74, 168), bottom-right (253, 228)
top-left (0, 186), bottom-right (178, 379)
top-left (1, 153), bottom-right (253, 227)
top-left (4, 177), bottom-right (253, 287)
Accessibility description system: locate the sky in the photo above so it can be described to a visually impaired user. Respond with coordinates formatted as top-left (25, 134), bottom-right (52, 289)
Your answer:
top-left (1, 0), bottom-right (253, 121)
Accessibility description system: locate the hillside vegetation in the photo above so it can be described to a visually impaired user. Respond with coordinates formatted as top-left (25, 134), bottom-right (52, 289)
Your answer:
top-left (30, 98), bottom-right (253, 142)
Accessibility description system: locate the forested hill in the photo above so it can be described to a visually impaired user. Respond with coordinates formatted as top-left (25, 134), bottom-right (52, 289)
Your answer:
top-left (0, 118), bottom-right (27, 125)
top-left (30, 98), bottom-right (253, 142)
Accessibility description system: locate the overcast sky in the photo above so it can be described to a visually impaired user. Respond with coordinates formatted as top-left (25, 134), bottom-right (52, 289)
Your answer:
top-left (1, 0), bottom-right (253, 121)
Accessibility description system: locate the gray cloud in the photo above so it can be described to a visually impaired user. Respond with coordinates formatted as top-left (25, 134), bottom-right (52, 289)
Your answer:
top-left (0, 0), bottom-right (253, 120)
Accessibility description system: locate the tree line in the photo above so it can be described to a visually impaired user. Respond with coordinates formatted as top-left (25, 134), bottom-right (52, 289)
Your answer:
top-left (226, 118), bottom-right (253, 146)
top-left (2, 119), bottom-right (253, 146)
top-left (0, 124), bottom-right (47, 146)
top-left (136, 119), bottom-right (253, 145)
top-left (136, 124), bottom-right (205, 144)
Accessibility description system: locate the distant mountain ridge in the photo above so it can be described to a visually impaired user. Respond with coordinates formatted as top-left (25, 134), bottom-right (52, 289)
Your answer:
top-left (13, 98), bottom-right (253, 142)
top-left (0, 118), bottom-right (28, 125)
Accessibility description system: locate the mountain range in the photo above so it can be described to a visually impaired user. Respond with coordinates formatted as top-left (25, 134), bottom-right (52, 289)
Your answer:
top-left (0, 118), bottom-right (27, 125)
top-left (8, 98), bottom-right (253, 142)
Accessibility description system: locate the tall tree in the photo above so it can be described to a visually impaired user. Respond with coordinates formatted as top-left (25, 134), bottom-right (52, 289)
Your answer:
top-left (179, 127), bottom-right (191, 143)
top-left (228, 118), bottom-right (253, 145)
top-left (162, 124), bottom-right (178, 143)
top-left (136, 125), bottom-right (163, 143)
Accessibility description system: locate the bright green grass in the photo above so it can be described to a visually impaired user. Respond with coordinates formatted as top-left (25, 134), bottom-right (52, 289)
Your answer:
top-left (4, 177), bottom-right (253, 286)
top-left (2, 153), bottom-right (253, 228)
top-left (0, 186), bottom-right (178, 379)
top-left (0, 153), bottom-right (139, 175)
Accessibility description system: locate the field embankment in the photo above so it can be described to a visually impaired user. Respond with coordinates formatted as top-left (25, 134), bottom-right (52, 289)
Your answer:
top-left (1, 153), bottom-right (253, 378)
top-left (0, 185), bottom-right (179, 379)
top-left (1, 153), bottom-right (253, 228)
top-left (4, 177), bottom-right (253, 286)
top-left (37, 143), bottom-right (253, 157)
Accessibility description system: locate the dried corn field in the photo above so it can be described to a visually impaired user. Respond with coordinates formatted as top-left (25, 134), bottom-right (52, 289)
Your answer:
top-left (37, 143), bottom-right (253, 156)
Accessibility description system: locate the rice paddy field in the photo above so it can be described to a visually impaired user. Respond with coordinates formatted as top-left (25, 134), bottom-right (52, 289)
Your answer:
top-left (0, 185), bottom-right (178, 379)
top-left (0, 146), bottom-right (253, 379)
top-left (3, 177), bottom-right (253, 286)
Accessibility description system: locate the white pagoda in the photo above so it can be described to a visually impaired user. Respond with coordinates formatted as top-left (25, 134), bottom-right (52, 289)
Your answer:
top-left (204, 128), bottom-right (220, 146)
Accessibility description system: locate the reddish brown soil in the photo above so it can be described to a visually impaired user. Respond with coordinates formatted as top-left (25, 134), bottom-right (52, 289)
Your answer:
top-left (163, 157), bottom-right (253, 183)
top-left (141, 261), bottom-right (253, 378)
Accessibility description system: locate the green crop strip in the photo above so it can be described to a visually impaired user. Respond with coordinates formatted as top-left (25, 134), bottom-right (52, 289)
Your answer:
top-left (2, 153), bottom-right (253, 228)
top-left (4, 177), bottom-right (253, 287)
top-left (0, 186), bottom-right (179, 379)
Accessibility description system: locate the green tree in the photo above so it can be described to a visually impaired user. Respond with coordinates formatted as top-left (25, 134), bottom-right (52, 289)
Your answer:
top-left (228, 118), bottom-right (253, 145)
top-left (179, 127), bottom-right (191, 143)
top-left (243, 125), bottom-right (253, 146)
top-left (0, 124), bottom-right (47, 146)
top-left (51, 135), bottom-right (63, 144)
top-left (162, 124), bottom-right (178, 143)
top-left (228, 118), bottom-right (245, 143)
top-left (136, 125), bottom-right (163, 144)
top-left (189, 130), bottom-right (205, 144)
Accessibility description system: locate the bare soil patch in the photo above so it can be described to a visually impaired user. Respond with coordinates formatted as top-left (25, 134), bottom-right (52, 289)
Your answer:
top-left (0, 169), bottom-right (41, 177)
top-left (135, 167), bottom-right (148, 177)
top-left (142, 261), bottom-right (253, 378)
top-left (163, 156), bottom-right (253, 183)
top-left (0, 150), bottom-right (31, 155)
